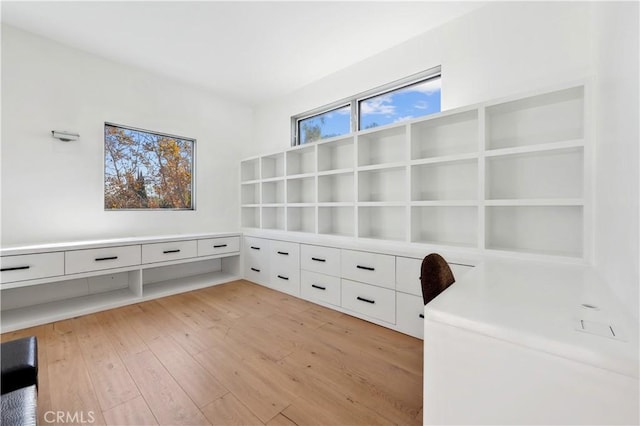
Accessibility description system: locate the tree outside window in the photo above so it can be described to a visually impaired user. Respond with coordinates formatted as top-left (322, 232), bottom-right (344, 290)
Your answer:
top-left (104, 123), bottom-right (195, 210)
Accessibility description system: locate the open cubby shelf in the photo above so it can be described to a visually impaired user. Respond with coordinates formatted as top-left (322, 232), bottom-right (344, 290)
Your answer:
top-left (241, 83), bottom-right (588, 259)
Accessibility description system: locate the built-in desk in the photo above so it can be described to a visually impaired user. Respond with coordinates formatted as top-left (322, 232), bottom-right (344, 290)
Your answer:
top-left (423, 258), bottom-right (639, 425)
top-left (0, 233), bottom-right (241, 332)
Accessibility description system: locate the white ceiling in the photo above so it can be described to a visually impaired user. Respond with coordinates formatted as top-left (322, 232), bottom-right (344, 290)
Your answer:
top-left (1, 1), bottom-right (486, 106)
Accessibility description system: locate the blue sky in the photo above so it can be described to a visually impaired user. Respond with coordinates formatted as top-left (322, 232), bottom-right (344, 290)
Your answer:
top-left (300, 78), bottom-right (441, 143)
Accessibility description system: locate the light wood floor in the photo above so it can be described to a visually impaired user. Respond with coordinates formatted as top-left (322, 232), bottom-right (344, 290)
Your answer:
top-left (1, 280), bottom-right (423, 425)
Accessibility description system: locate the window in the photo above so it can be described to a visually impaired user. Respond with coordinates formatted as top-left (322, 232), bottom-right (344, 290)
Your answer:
top-left (104, 123), bottom-right (195, 210)
top-left (292, 67), bottom-right (441, 145)
top-left (359, 78), bottom-right (441, 130)
top-left (298, 104), bottom-right (351, 144)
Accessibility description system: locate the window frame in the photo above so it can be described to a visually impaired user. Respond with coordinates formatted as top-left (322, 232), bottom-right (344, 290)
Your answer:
top-left (103, 122), bottom-right (197, 211)
top-left (292, 66), bottom-right (441, 146)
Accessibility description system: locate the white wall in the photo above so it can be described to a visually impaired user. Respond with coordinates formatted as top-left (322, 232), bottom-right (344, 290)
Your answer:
top-left (592, 2), bottom-right (639, 321)
top-left (248, 2), bottom-right (592, 157)
top-left (1, 25), bottom-right (252, 246)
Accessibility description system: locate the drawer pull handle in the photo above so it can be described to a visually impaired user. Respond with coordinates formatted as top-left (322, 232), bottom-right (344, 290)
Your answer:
top-left (95, 256), bottom-right (118, 262)
top-left (277, 275), bottom-right (289, 281)
top-left (163, 249), bottom-right (181, 254)
top-left (357, 296), bottom-right (375, 304)
top-left (213, 244), bottom-right (228, 248)
top-left (251, 267), bottom-right (261, 272)
top-left (1, 266), bottom-right (30, 272)
top-left (311, 257), bottom-right (326, 262)
top-left (277, 251), bottom-right (289, 256)
top-left (356, 265), bottom-right (375, 271)
top-left (311, 284), bottom-right (326, 291)
top-left (419, 314), bottom-right (425, 319)
top-left (250, 246), bottom-right (260, 250)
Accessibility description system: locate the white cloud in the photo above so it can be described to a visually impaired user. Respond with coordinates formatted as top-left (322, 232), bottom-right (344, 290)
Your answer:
top-left (360, 95), bottom-right (396, 115)
top-left (413, 100), bottom-right (429, 110)
top-left (393, 115), bottom-right (414, 123)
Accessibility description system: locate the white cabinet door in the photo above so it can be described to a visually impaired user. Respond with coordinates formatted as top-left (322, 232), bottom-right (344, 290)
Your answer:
top-left (396, 257), bottom-right (422, 296)
top-left (66, 245), bottom-right (141, 274)
top-left (1, 252), bottom-right (65, 284)
top-left (341, 278), bottom-right (395, 324)
top-left (341, 249), bottom-right (395, 289)
top-left (450, 263), bottom-right (474, 279)
top-left (396, 292), bottom-right (424, 339)
top-left (300, 244), bottom-right (340, 276)
top-left (243, 237), bottom-right (269, 285)
top-left (300, 270), bottom-right (341, 306)
top-left (197, 236), bottom-right (240, 256)
top-left (141, 240), bottom-right (198, 264)
top-left (269, 240), bottom-right (300, 296)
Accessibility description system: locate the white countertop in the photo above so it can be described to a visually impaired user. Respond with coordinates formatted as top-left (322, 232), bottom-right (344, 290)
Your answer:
top-left (424, 258), bottom-right (639, 378)
top-left (0, 232), bottom-right (241, 256)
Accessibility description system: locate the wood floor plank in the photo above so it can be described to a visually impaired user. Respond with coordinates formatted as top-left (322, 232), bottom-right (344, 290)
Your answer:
top-left (194, 344), bottom-right (291, 423)
top-left (34, 327), bottom-right (53, 426)
top-left (122, 350), bottom-right (210, 425)
top-left (93, 308), bottom-right (149, 358)
top-left (323, 313), bottom-right (424, 375)
top-left (177, 290), bottom-right (238, 324)
top-left (46, 319), bottom-right (107, 425)
top-left (71, 315), bottom-right (140, 411)
top-left (170, 322), bottom-right (230, 356)
top-left (197, 283), bottom-right (256, 320)
top-left (265, 413), bottom-right (298, 426)
top-left (146, 334), bottom-right (228, 408)
top-left (155, 294), bottom-right (223, 330)
top-left (201, 393), bottom-right (264, 426)
top-left (136, 299), bottom-right (200, 335)
top-left (283, 344), bottom-right (421, 424)
top-left (102, 396), bottom-right (158, 426)
top-left (112, 303), bottom-right (167, 344)
top-left (0, 324), bottom-right (47, 342)
top-left (225, 315), bottom-right (296, 361)
top-left (274, 354), bottom-right (394, 426)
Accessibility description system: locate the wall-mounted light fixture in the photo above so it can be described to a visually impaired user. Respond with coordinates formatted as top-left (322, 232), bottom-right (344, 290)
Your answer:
top-left (51, 130), bottom-right (79, 142)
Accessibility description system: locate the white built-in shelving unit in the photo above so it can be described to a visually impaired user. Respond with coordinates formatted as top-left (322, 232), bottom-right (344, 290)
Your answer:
top-left (240, 84), bottom-right (588, 260)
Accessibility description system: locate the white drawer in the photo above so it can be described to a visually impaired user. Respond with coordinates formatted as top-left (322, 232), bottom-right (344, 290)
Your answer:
top-left (300, 244), bottom-right (340, 276)
top-left (341, 279), bottom-right (395, 324)
top-left (269, 240), bottom-right (300, 269)
top-left (245, 263), bottom-right (269, 285)
top-left (300, 270), bottom-right (340, 306)
top-left (396, 292), bottom-right (424, 339)
top-left (243, 237), bottom-right (269, 285)
top-left (66, 245), bottom-right (141, 274)
top-left (341, 249), bottom-right (395, 289)
top-left (245, 236), bottom-right (269, 252)
top-left (269, 268), bottom-right (300, 296)
top-left (396, 256), bottom-right (475, 296)
top-left (1, 252), bottom-right (65, 284)
top-left (197, 236), bottom-right (240, 256)
top-left (142, 240), bottom-right (198, 264)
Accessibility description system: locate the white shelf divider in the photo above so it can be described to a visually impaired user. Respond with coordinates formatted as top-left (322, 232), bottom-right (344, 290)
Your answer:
top-left (484, 139), bottom-right (584, 158)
